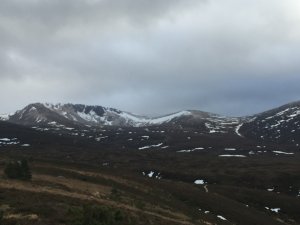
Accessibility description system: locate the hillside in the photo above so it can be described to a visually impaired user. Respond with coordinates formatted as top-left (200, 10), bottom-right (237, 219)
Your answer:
top-left (0, 101), bottom-right (300, 224)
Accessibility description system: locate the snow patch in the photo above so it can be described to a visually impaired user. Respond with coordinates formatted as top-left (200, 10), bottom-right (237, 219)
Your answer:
top-left (177, 147), bottom-right (204, 153)
top-left (272, 151), bottom-right (294, 155)
top-left (219, 155), bottom-right (247, 158)
top-left (21, 144), bottom-right (30, 147)
top-left (138, 143), bottom-right (163, 150)
top-left (194, 179), bottom-right (205, 185)
top-left (235, 123), bottom-right (244, 137)
top-left (265, 207), bottom-right (280, 213)
top-left (217, 215), bottom-right (227, 221)
top-left (142, 171), bottom-right (162, 179)
top-left (224, 148), bottom-right (236, 151)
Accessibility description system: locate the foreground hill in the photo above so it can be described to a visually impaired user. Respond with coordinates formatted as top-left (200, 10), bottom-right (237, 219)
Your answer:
top-left (0, 145), bottom-right (299, 225)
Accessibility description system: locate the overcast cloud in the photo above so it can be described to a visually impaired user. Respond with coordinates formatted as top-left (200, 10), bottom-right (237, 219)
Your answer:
top-left (1, 0), bottom-right (300, 116)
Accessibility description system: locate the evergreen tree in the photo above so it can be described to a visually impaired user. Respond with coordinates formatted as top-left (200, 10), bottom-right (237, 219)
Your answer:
top-left (20, 159), bottom-right (32, 180)
top-left (4, 159), bottom-right (31, 180)
top-left (4, 161), bottom-right (20, 179)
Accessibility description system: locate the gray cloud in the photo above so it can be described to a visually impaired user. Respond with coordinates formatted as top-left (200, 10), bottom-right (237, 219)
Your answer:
top-left (0, 0), bottom-right (300, 116)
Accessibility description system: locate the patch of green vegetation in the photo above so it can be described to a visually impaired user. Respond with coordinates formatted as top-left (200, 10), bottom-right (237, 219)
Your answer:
top-left (4, 159), bottom-right (32, 180)
top-left (67, 204), bottom-right (133, 225)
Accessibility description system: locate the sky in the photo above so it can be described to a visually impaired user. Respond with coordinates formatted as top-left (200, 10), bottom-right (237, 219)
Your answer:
top-left (1, 0), bottom-right (300, 116)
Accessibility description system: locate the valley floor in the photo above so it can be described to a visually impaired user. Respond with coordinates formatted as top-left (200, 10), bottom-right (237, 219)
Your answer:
top-left (0, 149), bottom-right (299, 225)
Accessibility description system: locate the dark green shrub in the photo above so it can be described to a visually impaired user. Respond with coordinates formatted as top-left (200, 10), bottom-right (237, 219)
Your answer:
top-left (4, 159), bottom-right (32, 180)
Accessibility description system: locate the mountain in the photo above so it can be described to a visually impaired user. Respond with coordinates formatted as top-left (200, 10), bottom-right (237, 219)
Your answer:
top-left (240, 101), bottom-right (300, 144)
top-left (3, 101), bottom-right (300, 144)
top-left (6, 103), bottom-right (193, 127)
top-left (4, 103), bottom-right (241, 132)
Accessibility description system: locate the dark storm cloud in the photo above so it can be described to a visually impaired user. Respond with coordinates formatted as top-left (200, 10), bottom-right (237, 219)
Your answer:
top-left (0, 0), bottom-right (300, 116)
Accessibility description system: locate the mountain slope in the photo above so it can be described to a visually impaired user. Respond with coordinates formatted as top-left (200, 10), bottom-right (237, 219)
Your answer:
top-left (240, 101), bottom-right (300, 144)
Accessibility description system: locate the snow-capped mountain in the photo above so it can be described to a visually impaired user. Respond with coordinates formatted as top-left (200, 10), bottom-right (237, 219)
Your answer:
top-left (3, 101), bottom-right (300, 144)
top-left (4, 103), bottom-right (241, 132)
top-left (5, 103), bottom-right (197, 127)
top-left (240, 101), bottom-right (300, 144)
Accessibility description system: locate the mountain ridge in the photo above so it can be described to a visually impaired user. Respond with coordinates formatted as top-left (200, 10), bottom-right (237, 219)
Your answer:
top-left (4, 102), bottom-right (199, 127)
top-left (1, 101), bottom-right (300, 144)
